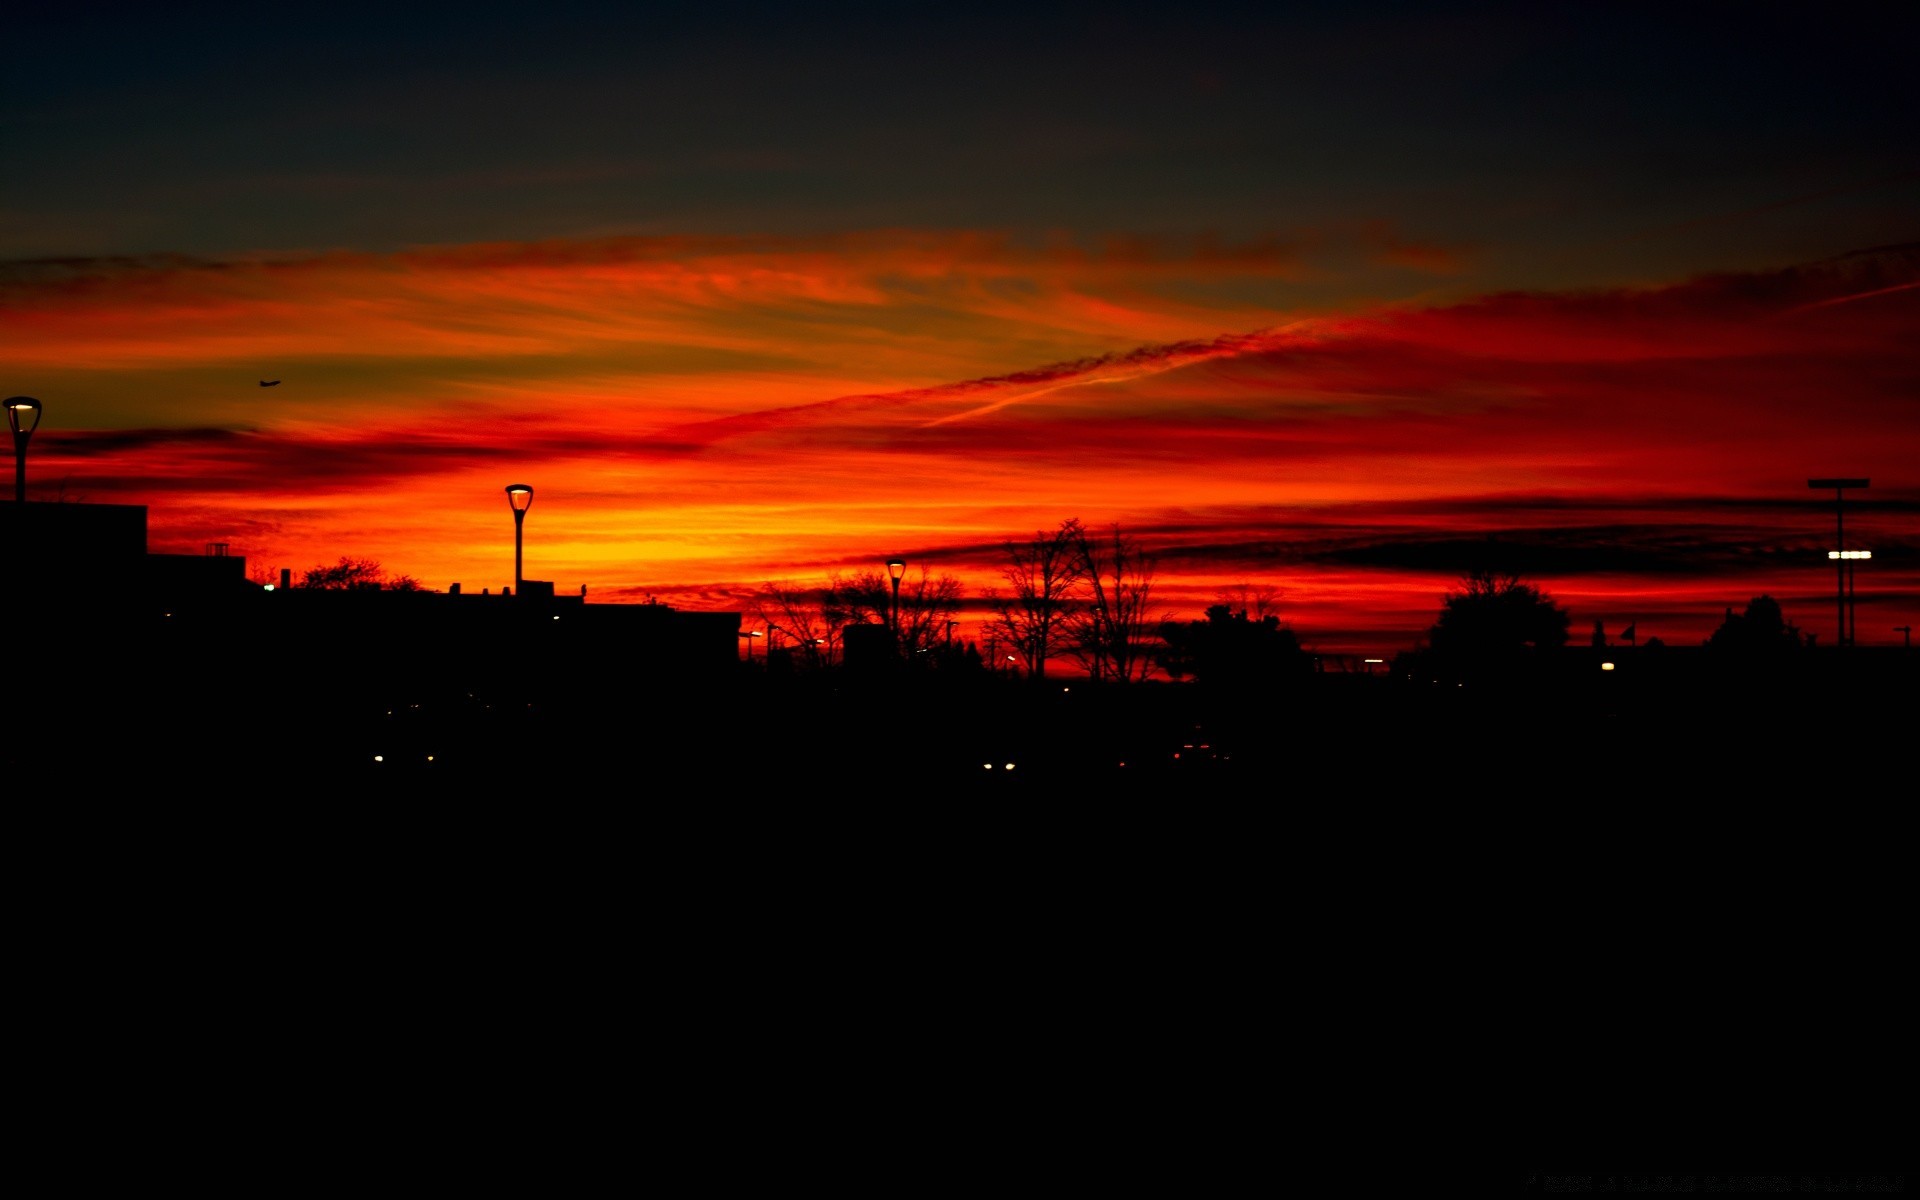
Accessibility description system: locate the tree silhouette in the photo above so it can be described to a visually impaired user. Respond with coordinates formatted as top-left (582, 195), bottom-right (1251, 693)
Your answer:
top-left (1423, 567), bottom-right (1569, 681)
top-left (296, 557), bottom-right (421, 591)
top-left (1705, 595), bottom-right (1807, 655)
top-left (1155, 603), bottom-right (1313, 692)
top-left (821, 564), bottom-right (962, 662)
top-left (892, 565), bottom-right (964, 663)
top-left (1062, 521), bottom-right (1162, 684)
top-left (751, 580), bottom-right (840, 669)
top-left (985, 518), bottom-right (1089, 681)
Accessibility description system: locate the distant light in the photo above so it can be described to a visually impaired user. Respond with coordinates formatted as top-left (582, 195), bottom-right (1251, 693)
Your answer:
top-left (1828, 550), bottom-right (1872, 560)
top-left (263, 583), bottom-right (276, 591)
top-left (1364, 658), bottom-right (1384, 664)
top-left (1601, 662), bottom-right (1616, 671)
top-left (982, 763), bottom-right (994, 770)
top-left (373, 755), bottom-right (385, 763)
top-left (553, 614), bottom-right (560, 620)
top-left (1003, 763), bottom-right (1016, 771)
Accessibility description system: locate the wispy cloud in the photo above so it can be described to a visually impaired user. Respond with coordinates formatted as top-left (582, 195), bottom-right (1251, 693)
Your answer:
top-left (12, 233), bottom-right (1917, 652)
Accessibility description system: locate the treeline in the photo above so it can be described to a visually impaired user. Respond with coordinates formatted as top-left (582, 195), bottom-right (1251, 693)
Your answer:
top-left (281, 519), bottom-right (1841, 687)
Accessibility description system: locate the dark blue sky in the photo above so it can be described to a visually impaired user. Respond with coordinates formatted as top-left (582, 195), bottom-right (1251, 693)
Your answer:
top-left (10, 1), bottom-right (1916, 288)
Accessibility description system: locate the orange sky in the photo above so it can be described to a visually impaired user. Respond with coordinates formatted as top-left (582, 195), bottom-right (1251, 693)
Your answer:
top-left (6, 4), bottom-right (1917, 662)
top-left (8, 233), bottom-right (1917, 657)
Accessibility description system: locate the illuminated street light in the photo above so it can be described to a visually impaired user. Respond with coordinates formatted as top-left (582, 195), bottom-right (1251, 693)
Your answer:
top-left (6, 396), bottom-right (43, 503)
top-left (505, 484), bottom-right (534, 593)
top-left (740, 628), bottom-right (762, 664)
top-left (886, 557), bottom-right (906, 644)
top-left (1809, 478), bottom-right (1868, 646)
top-left (1828, 548), bottom-right (1871, 648)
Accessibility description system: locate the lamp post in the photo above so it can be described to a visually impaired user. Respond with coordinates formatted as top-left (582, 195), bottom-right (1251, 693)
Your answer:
top-left (7, 397), bottom-right (42, 502)
top-left (1809, 478), bottom-right (1867, 646)
top-left (740, 629), bottom-right (762, 664)
top-left (1828, 549), bottom-right (1870, 648)
top-left (886, 557), bottom-right (906, 643)
top-left (505, 483), bottom-right (534, 593)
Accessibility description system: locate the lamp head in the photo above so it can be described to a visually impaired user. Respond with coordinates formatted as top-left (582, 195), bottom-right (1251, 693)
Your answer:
top-left (6, 396), bottom-right (42, 437)
top-left (506, 483), bottom-right (534, 513)
top-left (887, 558), bottom-right (906, 581)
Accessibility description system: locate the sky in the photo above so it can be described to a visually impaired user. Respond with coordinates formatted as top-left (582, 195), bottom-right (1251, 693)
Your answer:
top-left (5, 1), bottom-right (1918, 659)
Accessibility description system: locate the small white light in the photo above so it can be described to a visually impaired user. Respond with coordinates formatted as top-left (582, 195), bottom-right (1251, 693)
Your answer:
top-left (373, 755), bottom-right (384, 763)
top-left (1601, 661), bottom-right (1615, 671)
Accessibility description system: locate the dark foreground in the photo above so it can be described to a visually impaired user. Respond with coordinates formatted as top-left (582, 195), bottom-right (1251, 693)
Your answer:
top-left (11, 653), bottom-right (1909, 1172)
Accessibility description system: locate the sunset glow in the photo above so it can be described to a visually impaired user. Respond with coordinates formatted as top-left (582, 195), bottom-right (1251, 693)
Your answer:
top-left (6, 3), bottom-right (1916, 660)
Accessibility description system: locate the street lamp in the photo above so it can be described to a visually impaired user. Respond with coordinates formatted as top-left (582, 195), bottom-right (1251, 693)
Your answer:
top-left (7, 397), bottom-right (43, 503)
top-left (505, 483), bottom-right (534, 593)
top-left (740, 629), bottom-right (762, 663)
top-left (1809, 478), bottom-right (1868, 646)
top-left (1829, 549), bottom-right (1871, 649)
top-left (886, 557), bottom-right (906, 641)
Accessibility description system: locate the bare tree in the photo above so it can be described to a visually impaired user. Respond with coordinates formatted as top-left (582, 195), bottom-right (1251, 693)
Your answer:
top-left (750, 580), bottom-right (840, 669)
top-left (893, 564), bottom-right (964, 662)
top-left (823, 568), bottom-right (892, 634)
top-left (1063, 521), bottom-right (1161, 684)
top-left (822, 565), bottom-right (962, 662)
top-left (296, 557), bottom-right (421, 591)
top-left (986, 518), bottom-right (1089, 681)
top-left (1215, 582), bottom-right (1286, 622)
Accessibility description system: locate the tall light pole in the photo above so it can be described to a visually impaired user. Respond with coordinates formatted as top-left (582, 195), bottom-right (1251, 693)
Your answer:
top-left (7, 397), bottom-right (42, 503)
top-left (505, 483), bottom-right (534, 593)
top-left (886, 558), bottom-right (906, 644)
top-left (1809, 478), bottom-right (1867, 646)
top-left (1829, 549), bottom-right (1870, 648)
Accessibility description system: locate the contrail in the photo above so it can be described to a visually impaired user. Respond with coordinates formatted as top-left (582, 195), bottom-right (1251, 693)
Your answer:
top-left (1786, 279), bottom-right (1920, 312)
